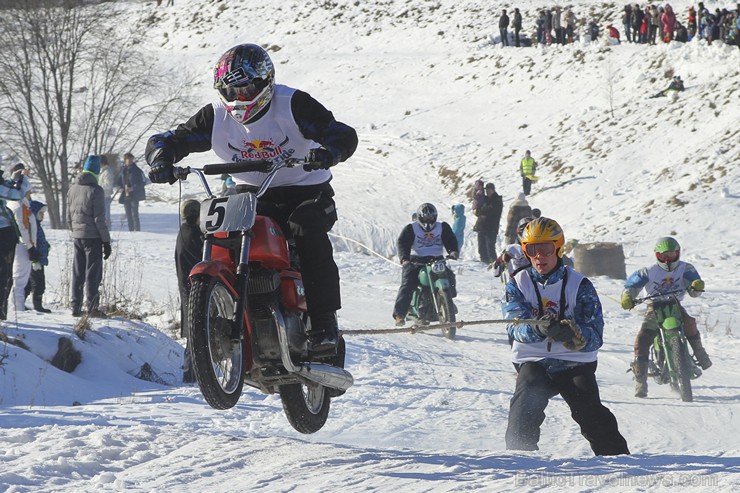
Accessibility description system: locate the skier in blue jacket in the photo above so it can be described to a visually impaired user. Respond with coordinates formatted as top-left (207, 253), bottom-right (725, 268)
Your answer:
top-left (502, 217), bottom-right (629, 456)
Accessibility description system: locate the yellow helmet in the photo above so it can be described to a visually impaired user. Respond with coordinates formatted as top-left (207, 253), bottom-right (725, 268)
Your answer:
top-left (521, 217), bottom-right (565, 258)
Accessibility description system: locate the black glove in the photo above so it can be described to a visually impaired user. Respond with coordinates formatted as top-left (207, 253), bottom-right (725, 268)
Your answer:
top-left (303, 148), bottom-right (339, 171)
top-left (27, 246), bottom-right (40, 262)
top-left (545, 320), bottom-right (575, 343)
top-left (148, 159), bottom-right (176, 184)
top-left (533, 315), bottom-right (555, 338)
top-left (448, 251), bottom-right (459, 261)
top-left (103, 242), bottom-right (112, 260)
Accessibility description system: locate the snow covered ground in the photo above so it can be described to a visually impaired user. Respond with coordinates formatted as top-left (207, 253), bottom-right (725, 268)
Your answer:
top-left (1, 0), bottom-right (739, 491)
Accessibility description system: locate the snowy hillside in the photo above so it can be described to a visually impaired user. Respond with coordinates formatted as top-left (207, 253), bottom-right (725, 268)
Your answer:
top-left (2, 0), bottom-right (740, 491)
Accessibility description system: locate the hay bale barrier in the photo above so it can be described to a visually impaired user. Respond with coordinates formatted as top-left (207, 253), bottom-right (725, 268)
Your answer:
top-left (573, 242), bottom-right (627, 279)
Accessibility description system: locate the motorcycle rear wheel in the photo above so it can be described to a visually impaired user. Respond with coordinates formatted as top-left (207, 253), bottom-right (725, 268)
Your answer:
top-left (189, 275), bottom-right (245, 410)
top-left (669, 336), bottom-right (693, 402)
top-left (437, 290), bottom-right (456, 339)
top-left (280, 382), bottom-right (330, 434)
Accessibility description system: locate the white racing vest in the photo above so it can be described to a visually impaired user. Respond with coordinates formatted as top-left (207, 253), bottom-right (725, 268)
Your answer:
top-left (644, 263), bottom-right (688, 301)
top-left (411, 222), bottom-right (444, 257)
top-left (511, 266), bottom-right (598, 364)
top-left (211, 84), bottom-right (332, 188)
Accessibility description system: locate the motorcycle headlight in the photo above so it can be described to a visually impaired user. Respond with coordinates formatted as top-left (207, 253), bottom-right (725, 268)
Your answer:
top-left (432, 260), bottom-right (446, 274)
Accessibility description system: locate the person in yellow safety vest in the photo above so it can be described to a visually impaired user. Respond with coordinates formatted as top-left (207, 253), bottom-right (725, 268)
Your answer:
top-left (520, 150), bottom-right (538, 196)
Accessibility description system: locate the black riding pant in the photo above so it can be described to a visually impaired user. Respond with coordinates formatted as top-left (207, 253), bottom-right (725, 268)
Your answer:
top-left (243, 182), bottom-right (340, 317)
top-left (505, 361), bottom-right (630, 456)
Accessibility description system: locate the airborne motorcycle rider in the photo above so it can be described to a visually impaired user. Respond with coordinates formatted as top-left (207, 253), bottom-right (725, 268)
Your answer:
top-left (145, 43), bottom-right (358, 354)
top-left (621, 236), bottom-right (711, 398)
top-left (392, 203), bottom-right (459, 326)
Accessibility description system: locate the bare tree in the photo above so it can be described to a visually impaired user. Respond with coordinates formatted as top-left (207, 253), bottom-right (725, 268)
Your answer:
top-left (0, 0), bottom-right (191, 228)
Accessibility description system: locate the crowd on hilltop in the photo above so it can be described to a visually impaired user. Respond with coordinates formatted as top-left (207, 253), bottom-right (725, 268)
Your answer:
top-left (496, 3), bottom-right (740, 47)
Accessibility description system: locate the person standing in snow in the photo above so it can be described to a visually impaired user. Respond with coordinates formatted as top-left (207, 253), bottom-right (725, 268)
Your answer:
top-left (67, 155), bottom-right (112, 318)
top-left (24, 199), bottom-right (51, 313)
top-left (520, 150), bottom-right (537, 196)
top-left (7, 165), bottom-right (39, 313)
top-left (98, 155), bottom-right (115, 229)
top-left (502, 217), bottom-right (630, 456)
top-left (392, 203), bottom-right (458, 326)
top-left (499, 9), bottom-right (510, 46)
top-left (0, 165), bottom-right (30, 320)
top-left (145, 43), bottom-right (357, 354)
top-left (474, 183), bottom-right (502, 265)
top-left (450, 204), bottom-right (466, 256)
top-left (116, 152), bottom-right (146, 232)
top-left (513, 8), bottom-right (523, 47)
top-left (503, 193), bottom-right (532, 246)
top-left (621, 236), bottom-right (711, 398)
top-left (175, 199), bottom-right (203, 383)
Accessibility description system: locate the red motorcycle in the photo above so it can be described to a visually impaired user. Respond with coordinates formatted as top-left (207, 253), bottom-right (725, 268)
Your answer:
top-left (176, 159), bottom-right (352, 434)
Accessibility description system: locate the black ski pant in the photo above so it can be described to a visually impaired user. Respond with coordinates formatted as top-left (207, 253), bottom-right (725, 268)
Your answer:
top-left (0, 227), bottom-right (17, 320)
top-left (240, 182), bottom-right (340, 317)
top-left (505, 361), bottom-right (630, 456)
top-left (71, 238), bottom-right (104, 313)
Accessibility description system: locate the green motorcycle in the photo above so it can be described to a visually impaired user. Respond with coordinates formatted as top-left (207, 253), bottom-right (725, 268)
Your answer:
top-left (634, 290), bottom-right (703, 402)
top-left (407, 256), bottom-right (457, 339)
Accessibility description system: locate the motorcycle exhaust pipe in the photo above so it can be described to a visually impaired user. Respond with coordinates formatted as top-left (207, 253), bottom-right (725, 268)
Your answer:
top-left (271, 309), bottom-right (354, 392)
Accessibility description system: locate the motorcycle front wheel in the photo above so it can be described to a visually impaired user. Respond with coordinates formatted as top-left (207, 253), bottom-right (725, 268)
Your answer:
top-left (669, 336), bottom-right (693, 402)
top-left (189, 275), bottom-right (245, 410)
top-left (280, 382), bottom-right (330, 434)
top-left (437, 290), bottom-right (456, 339)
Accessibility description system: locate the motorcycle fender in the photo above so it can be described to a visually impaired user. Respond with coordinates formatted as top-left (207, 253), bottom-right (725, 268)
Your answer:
top-left (662, 316), bottom-right (681, 331)
top-left (189, 261), bottom-right (238, 298)
top-left (434, 278), bottom-right (450, 291)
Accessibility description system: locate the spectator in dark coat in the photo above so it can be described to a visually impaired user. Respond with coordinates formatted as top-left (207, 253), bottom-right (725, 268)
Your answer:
top-left (0, 165), bottom-right (31, 320)
top-left (499, 10), bottom-right (510, 46)
top-left (504, 193), bottom-right (533, 246)
top-left (623, 5), bottom-right (633, 42)
top-left (474, 183), bottom-right (503, 264)
top-left (513, 8), bottom-right (523, 46)
top-left (116, 152), bottom-right (146, 232)
top-left (67, 155), bottom-right (111, 317)
top-left (24, 200), bottom-right (51, 313)
top-left (175, 199), bottom-right (203, 383)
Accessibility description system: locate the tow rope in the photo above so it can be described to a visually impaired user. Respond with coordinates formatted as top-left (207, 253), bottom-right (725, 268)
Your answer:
top-left (341, 318), bottom-right (547, 336)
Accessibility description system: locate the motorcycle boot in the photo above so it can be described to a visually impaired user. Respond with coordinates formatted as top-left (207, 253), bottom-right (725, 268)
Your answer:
top-left (309, 311), bottom-right (339, 355)
top-left (687, 334), bottom-right (712, 370)
top-left (631, 356), bottom-right (649, 398)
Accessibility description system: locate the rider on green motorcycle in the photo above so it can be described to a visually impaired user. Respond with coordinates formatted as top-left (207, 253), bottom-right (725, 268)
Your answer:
top-left (392, 203), bottom-right (459, 326)
top-left (621, 236), bottom-right (711, 398)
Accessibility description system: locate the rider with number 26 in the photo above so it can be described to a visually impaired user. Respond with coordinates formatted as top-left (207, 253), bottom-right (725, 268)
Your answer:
top-left (145, 44), bottom-right (358, 353)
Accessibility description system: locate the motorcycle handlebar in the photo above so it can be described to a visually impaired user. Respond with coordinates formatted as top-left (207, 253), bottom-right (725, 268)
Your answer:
top-left (202, 160), bottom-right (273, 175)
top-left (633, 288), bottom-right (698, 305)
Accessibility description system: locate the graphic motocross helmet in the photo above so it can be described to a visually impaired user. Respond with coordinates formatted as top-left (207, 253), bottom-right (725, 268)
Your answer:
top-left (654, 236), bottom-right (681, 271)
top-left (416, 203), bottom-right (438, 231)
top-left (214, 44), bottom-right (275, 124)
top-left (516, 216), bottom-right (535, 242)
top-left (521, 217), bottom-right (565, 258)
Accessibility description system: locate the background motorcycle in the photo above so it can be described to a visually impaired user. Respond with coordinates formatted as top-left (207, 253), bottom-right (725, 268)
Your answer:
top-left (633, 289), bottom-right (703, 402)
top-left (176, 159), bottom-right (353, 434)
top-left (407, 255), bottom-right (457, 339)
